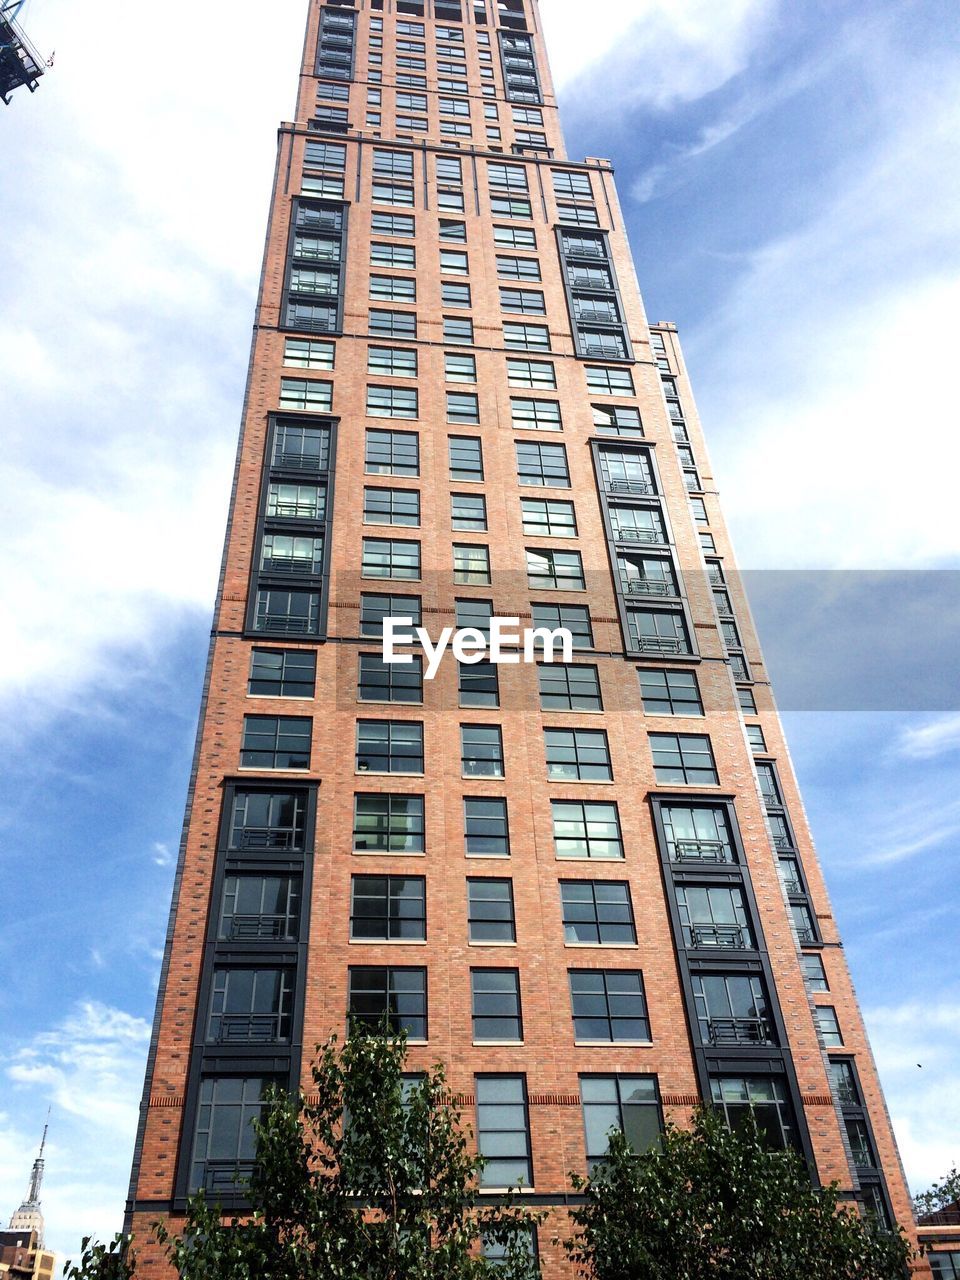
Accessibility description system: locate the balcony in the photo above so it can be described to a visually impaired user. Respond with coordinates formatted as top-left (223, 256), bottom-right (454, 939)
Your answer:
top-left (779, 878), bottom-right (803, 895)
top-left (229, 914), bottom-right (297, 941)
top-left (575, 306), bottom-right (619, 324)
top-left (563, 240), bottom-right (605, 259)
top-left (580, 337), bottom-right (626, 359)
top-left (794, 925), bottom-right (817, 944)
top-left (772, 834), bottom-right (795, 852)
top-left (214, 1014), bottom-right (287, 1045)
top-left (260, 555), bottom-right (322, 577)
top-left (0, 5), bottom-right (45, 104)
top-left (607, 478), bottom-right (654, 496)
top-left (761, 790), bottom-right (781, 810)
top-left (633, 635), bottom-right (686, 655)
top-left (273, 449), bottom-right (326, 474)
top-left (200, 1160), bottom-right (255, 1197)
top-left (613, 527), bottom-right (665, 544)
top-left (622, 577), bottom-right (674, 598)
top-left (688, 924), bottom-right (747, 949)
top-left (256, 613), bottom-right (318, 636)
top-left (706, 1017), bottom-right (772, 1046)
top-left (234, 825), bottom-right (303, 851)
top-left (849, 1146), bottom-right (876, 1170)
top-left (673, 839), bottom-right (731, 864)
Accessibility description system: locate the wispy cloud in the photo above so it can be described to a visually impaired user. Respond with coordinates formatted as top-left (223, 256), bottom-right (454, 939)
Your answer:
top-left (1, 1002), bottom-right (151, 1263)
top-left (896, 714), bottom-right (960, 761)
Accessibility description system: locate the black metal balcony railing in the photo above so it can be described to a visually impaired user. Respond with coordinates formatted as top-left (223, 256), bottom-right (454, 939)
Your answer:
top-left (614, 527), bottom-right (665, 544)
top-left (622, 577), bottom-right (674, 598)
top-left (794, 925), bottom-right (817, 944)
top-left (672, 839), bottom-right (731, 864)
top-left (260, 554), bottom-right (322, 577)
top-left (849, 1146), bottom-right (876, 1170)
top-left (772, 834), bottom-right (795, 852)
top-left (562, 241), bottom-right (605, 259)
top-left (268, 501), bottom-right (324, 520)
top-left (761, 790), bottom-right (781, 808)
top-left (779, 878), bottom-right (803, 895)
top-left (256, 613), bottom-right (318, 635)
top-left (290, 279), bottom-right (339, 297)
top-left (234, 825), bottom-right (302, 851)
top-left (607, 478), bottom-right (654, 495)
top-left (688, 924), bottom-right (747, 949)
top-left (215, 1014), bottom-right (287, 1044)
top-left (707, 1017), bottom-right (772, 1046)
top-left (917, 1208), bottom-right (960, 1226)
top-left (201, 1160), bottom-right (256, 1196)
top-left (576, 306), bottom-right (619, 324)
top-left (285, 309), bottom-right (339, 333)
top-left (580, 338), bottom-right (625, 359)
top-left (229, 914), bottom-right (297, 941)
top-left (273, 450), bottom-right (326, 473)
top-left (633, 635), bottom-right (686, 655)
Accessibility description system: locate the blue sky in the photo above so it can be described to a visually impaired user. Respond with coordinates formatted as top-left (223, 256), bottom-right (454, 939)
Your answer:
top-left (1, 0), bottom-right (959, 1261)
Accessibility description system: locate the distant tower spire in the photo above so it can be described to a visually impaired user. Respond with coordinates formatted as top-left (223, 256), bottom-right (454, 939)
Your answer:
top-left (7, 1113), bottom-right (49, 1246)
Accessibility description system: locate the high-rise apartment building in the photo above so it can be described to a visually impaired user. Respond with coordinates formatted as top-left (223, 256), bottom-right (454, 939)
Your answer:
top-left (125, 0), bottom-right (924, 1273)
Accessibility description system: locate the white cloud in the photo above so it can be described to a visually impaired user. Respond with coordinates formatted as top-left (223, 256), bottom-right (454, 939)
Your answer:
top-left (0, 1002), bottom-right (151, 1264)
top-left (865, 997), bottom-right (960, 1194)
top-left (896, 714), bottom-right (960, 761)
top-left (542, 0), bottom-right (777, 106)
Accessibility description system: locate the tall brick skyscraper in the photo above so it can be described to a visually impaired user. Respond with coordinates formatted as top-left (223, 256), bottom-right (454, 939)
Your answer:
top-left (125, 0), bottom-right (923, 1272)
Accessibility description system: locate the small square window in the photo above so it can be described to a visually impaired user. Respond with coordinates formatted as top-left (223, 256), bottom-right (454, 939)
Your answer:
top-left (569, 969), bottom-right (649, 1041)
top-left (472, 969), bottom-right (522, 1040)
top-left (241, 715), bottom-right (312, 770)
top-left (545, 728), bottom-right (611, 781)
top-left (447, 391), bottom-right (481, 424)
top-left (638, 669), bottom-right (703, 716)
top-left (358, 652), bottom-right (423, 703)
top-left (464, 797), bottom-right (509, 857)
top-left (459, 661), bottom-right (499, 707)
top-left (649, 733), bottom-right (718, 785)
top-left (451, 492), bottom-right (488, 531)
top-left (454, 543), bottom-right (491, 584)
top-left (248, 649), bottom-right (317, 699)
top-left (445, 352), bottom-right (477, 383)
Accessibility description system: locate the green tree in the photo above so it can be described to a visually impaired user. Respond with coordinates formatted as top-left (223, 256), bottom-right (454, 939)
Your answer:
top-left (63, 1234), bottom-right (135, 1280)
top-left (913, 1164), bottom-right (960, 1219)
top-left (563, 1107), bottom-right (912, 1280)
top-left (146, 1026), bottom-right (539, 1280)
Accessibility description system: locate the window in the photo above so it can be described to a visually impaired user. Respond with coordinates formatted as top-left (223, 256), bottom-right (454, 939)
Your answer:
top-left (365, 429), bottom-right (419, 475)
top-left (815, 1006), bottom-right (843, 1047)
top-left (497, 255), bottom-right (541, 280)
top-left (503, 321), bottom-right (550, 351)
top-left (746, 724), bottom-right (766, 753)
top-left (301, 174), bottom-right (345, 200)
top-left (570, 970), bottom-right (649, 1041)
top-left (449, 435), bottom-right (484, 481)
top-left (440, 95), bottom-right (471, 117)
top-left (189, 1077), bottom-right (270, 1194)
top-left (447, 391), bottom-right (480, 424)
top-left (709, 1076), bottom-right (794, 1149)
top-left (218, 873), bottom-right (301, 942)
top-left (552, 800), bottom-right (623, 860)
top-left (369, 309), bottom-right (417, 338)
top-left (350, 875), bottom-right (426, 940)
top-left (359, 592), bottom-right (422, 637)
top-left (545, 728), bottom-right (610, 781)
top-left (367, 345), bottom-right (417, 377)
top-left (461, 724), bottom-right (504, 777)
top-left (373, 149), bottom-right (414, 178)
top-left (553, 169), bottom-right (593, 200)
top-left (515, 440), bottom-right (569, 487)
top-left (445, 352), bottom-right (477, 383)
top-left (443, 315), bottom-right (474, 344)
top-left (738, 687), bottom-right (757, 714)
top-left (453, 543), bottom-right (491, 584)
top-left (581, 1076), bottom-right (662, 1168)
top-left (476, 1076), bottom-right (532, 1186)
top-left (456, 599), bottom-right (493, 641)
top-left (305, 140), bottom-right (346, 170)
top-left (690, 497), bottom-right (708, 523)
top-left (348, 967), bottom-right (427, 1038)
top-left (507, 359), bottom-right (556, 389)
top-left (241, 716), bottom-right (311, 770)
top-left (638, 669), bottom-right (702, 716)
top-left (207, 967), bottom-right (293, 1044)
top-left (693, 973), bottom-right (773, 1046)
top-left (531, 603), bottom-right (592, 649)
top-left (930, 1257), bottom-right (960, 1280)
top-left (254, 589), bottom-right (321, 637)
top-left (500, 287), bottom-right (545, 314)
top-left (442, 281), bottom-right (472, 308)
top-left (649, 733), bottom-right (717, 785)
top-left (317, 82), bottom-right (349, 101)
top-left (802, 953), bottom-right (829, 991)
top-left (371, 180), bottom-right (415, 207)
top-left (467, 878), bottom-right (515, 942)
top-left (439, 219), bottom-right (467, 241)
top-left (494, 225), bottom-right (537, 248)
top-left (369, 275), bottom-right (417, 303)
top-left (353, 794), bottom-right (425, 853)
top-left (465, 797), bottom-right (509, 856)
top-left (756, 763), bottom-right (781, 806)
top-left (267, 481), bottom-right (326, 521)
top-left (248, 649), bottom-right (316, 699)
top-left (451, 492), bottom-right (487, 531)
top-left (593, 404), bottom-right (643, 436)
top-left (284, 338), bottom-right (335, 369)
top-left (586, 366), bottom-right (634, 395)
top-left (357, 653), bottom-right (423, 704)
top-left (488, 162), bottom-right (529, 191)
top-left (395, 92), bottom-right (428, 111)
top-left (228, 789), bottom-right (307, 852)
top-left (659, 805), bottom-right (733, 865)
top-left (526, 548), bottom-right (584, 590)
top-left (791, 902), bottom-right (817, 943)
top-left (260, 534), bottom-right (324, 577)
top-left (440, 249), bottom-right (469, 275)
top-left (459, 661), bottom-right (499, 708)
top-left (361, 537), bottom-right (421, 579)
top-left (356, 720), bottom-right (424, 774)
top-left (628, 609), bottom-right (691, 656)
top-left (520, 498), bottom-right (576, 539)
top-left (511, 397), bottom-right (562, 431)
top-left (481, 1229), bottom-right (538, 1270)
top-left (279, 378), bottom-right (333, 412)
top-left (676, 884), bottom-right (753, 950)
top-left (538, 664), bottom-right (601, 711)
top-left (561, 881), bottom-right (635, 945)
top-left (472, 970), bottom-right (522, 1041)
top-left (363, 486), bottom-right (419, 527)
top-left (438, 187), bottom-right (466, 211)
top-left (371, 212), bottom-right (415, 237)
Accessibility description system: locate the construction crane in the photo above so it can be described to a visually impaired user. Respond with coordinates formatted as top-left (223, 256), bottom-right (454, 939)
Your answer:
top-left (0, 0), bottom-right (50, 105)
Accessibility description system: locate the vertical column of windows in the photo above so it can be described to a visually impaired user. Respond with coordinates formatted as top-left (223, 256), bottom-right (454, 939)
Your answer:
top-left (827, 1058), bottom-right (895, 1227)
top-left (557, 227), bottom-right (632, 361)
top-left (286, 199), bottom-right (347, 335)
top-left (498, 30), bottom-right (541, 104)
top-left (315, 7), bottom-right (357, 83)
